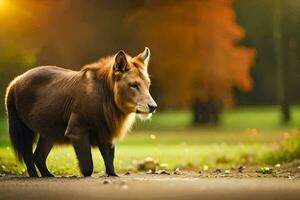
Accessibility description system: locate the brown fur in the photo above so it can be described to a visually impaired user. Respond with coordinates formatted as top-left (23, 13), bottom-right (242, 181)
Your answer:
top-left (5, 48), bottom-right (156, 177)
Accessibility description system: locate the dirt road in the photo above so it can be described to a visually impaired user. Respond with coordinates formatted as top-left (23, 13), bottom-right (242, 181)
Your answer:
top-left (1, 173), bottom-right (300, 200)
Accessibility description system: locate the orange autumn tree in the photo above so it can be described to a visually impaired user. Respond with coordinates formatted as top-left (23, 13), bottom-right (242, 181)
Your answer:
top-left (128, 0), bottom-right (255, 120)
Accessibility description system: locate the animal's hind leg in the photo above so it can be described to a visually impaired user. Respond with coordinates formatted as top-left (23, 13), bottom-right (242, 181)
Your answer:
top-left (34, 136), bottom-right (54, 177)
top-left (23, 143), bottom-right (39, 177)
top-left (71, 134), bottom-right (93, 177)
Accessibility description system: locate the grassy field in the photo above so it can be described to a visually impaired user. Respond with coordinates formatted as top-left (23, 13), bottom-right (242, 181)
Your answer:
top-left (134, 106), bottom-right (300, 131)
top-left (0, 106), bottom-right (299, 176)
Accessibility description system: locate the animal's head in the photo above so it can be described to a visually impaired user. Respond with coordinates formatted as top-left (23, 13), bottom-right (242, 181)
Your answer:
top-left (112, 47), bottom-right (157, 119)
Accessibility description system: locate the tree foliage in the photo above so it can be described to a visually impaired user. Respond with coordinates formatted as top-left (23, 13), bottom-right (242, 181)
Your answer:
top-left (0, 0), bottom-right (255, 113)
top-left (128, 0), bottom-right (255, 108)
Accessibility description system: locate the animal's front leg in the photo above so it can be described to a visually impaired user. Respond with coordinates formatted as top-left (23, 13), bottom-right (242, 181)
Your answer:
top-left (66, 113), bottom-right (93, 177)
top-left (71, 135), bottom-right (93, 177)
top-left (99, 143), bottom-right (117, 176)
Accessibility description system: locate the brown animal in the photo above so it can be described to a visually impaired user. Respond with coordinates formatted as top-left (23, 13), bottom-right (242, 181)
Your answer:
top-left (5, 47), bottom-right (157, 177)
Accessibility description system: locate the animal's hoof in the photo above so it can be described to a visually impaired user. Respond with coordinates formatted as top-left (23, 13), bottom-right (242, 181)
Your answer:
top-left (82, 171), bottom-right (93, 177)
top-left (42, 173), bottom-right (55, 178)
top-left (83, 173), bottom-right (92, 177)
top-left (107, 173), bottom-right (119, 177)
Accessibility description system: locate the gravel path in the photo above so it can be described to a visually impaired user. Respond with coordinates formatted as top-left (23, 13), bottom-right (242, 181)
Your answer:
top-left (1, 174), bottom-right (300, 200)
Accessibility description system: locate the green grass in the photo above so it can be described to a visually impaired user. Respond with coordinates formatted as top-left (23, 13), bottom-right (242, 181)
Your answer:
top-left (134, 106), bottom-right (300, 131)
top-left (0, 116), bottom-right (8, 146)
top-left (221, 106), bottom-right (300, 131)
top-left (265, 135), bottom-right (300, 164)
top-left (0, 106), bottom-right (299, 176)
top-left (0, 131), bottom-right (297, 176)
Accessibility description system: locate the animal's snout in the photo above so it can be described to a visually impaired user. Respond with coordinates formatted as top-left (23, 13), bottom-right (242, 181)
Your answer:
top-left (148, 102), bottom-right (157, 113)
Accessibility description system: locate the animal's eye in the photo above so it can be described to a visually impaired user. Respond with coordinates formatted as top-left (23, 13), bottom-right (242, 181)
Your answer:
top-left (129, 83), bottom-right (139, 89)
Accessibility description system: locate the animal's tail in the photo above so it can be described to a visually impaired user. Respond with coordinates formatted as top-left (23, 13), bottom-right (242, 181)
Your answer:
top-left (5, 83), bottom-right (35, 162)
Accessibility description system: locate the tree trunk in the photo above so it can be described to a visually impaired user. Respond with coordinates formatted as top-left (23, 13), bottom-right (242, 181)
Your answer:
top-left (193, 98), bottom-right (220, 125)
top-left (273, 0), bottom-right (290, 123)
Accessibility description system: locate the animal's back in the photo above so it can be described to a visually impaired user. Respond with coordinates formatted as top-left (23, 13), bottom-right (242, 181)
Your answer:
top-left (6, 66), bottom-right (80, 142)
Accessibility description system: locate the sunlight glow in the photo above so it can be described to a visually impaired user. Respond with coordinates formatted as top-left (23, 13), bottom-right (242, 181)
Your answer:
top-left (0, 0), bottom-right (7, 12)
top-left (0, 0), bottom-right (5, 7)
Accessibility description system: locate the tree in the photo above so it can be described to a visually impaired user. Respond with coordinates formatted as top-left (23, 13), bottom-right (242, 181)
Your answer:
top-left (273, 0), bottom-right (290, 123)
top-left (235, 0), bottom-right (300, 123)
top-left (127, 0), bottom-right (255, 123)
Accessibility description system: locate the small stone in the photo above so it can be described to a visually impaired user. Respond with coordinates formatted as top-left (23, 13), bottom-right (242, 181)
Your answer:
top-left (238, 166), bottom-right (245, 173)
top-left (275, 164), bottom-right (281, 168)
top-left (146, 169), bottom-right (154, 174)
top-left (159, 170), bottom-right (170, 175)
top-left (103, 180), bottom-right (110, 184)
top-left (214, 169), bottom-right (222, 173)
top-left (225, 169), bottom-right (230, 174)
top-left (124, 172), bottom-right (130, 175)
top-left (143, 157), bottom-right (157, 171)
top-left (173, 168), bottom-right (182, 175)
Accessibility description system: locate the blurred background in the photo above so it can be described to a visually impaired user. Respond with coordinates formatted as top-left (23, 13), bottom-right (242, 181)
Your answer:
top-left (0, 0), bottom-right (299, 175)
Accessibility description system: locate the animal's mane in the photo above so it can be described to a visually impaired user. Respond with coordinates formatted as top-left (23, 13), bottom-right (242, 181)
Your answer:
top-left (80, 56), bottom-right (135, 142)
top-left (81, 56), bottom-right (114, 73)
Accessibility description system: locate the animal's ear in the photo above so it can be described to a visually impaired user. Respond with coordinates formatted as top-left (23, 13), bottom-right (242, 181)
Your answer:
top-left (114, 50), bottom-right (128, 74)
top-left (138, 47), bottom-right (151, 67)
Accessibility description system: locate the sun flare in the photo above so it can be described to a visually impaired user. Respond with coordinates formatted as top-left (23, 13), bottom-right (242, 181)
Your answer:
top-left (0, 0), bottom-right (5, 7)
top-left (0, 0), bottom-right (7, 12)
